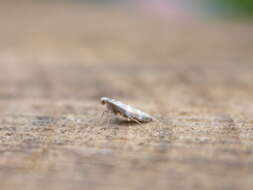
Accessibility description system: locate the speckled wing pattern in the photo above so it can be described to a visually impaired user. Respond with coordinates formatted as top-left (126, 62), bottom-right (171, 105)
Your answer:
top-left (107, 98), bottom-right (153, 122)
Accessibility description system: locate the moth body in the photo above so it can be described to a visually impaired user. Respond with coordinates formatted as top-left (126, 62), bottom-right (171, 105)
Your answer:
top-left (101, 97), bottom-right (153, 123)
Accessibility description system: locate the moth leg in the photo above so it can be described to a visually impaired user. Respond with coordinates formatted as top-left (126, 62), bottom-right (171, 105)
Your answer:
top-left (129, 117), bottom-right (142, 125)
top-left (106, 112), bottom-right (113, 128)
top-left (99, 110), bottom-right (108, 122)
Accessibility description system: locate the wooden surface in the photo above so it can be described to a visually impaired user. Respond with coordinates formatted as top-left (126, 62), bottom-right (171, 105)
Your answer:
top-left (0, 2), bottom-right (253, 190)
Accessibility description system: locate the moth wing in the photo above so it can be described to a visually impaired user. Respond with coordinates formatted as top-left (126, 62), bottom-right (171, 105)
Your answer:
top-left (108, 100), bottom-right (129, 116)
top-left (117, 103), bottom-right (152, 122)
top-left (127, 107), bottom-right (153, 122)
top-left (109, 99), bottom-right (153, 122)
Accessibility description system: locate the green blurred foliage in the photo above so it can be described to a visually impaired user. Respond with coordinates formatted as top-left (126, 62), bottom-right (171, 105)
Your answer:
top-left (207, 0), bottom-right (253, 17)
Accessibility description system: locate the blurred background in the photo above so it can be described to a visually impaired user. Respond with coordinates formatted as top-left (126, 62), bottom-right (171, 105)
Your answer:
top-left (1, 0), bottom-right (253, 190)
top-left (0, 0), bottom-right (252, 100)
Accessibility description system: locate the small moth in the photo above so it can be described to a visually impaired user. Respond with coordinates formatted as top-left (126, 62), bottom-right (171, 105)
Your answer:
top-left (100, 97), bottom-right (153, 124)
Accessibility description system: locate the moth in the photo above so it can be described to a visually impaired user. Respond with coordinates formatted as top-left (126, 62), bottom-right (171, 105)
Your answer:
top-left (100, 97), bottom-right (153, 124)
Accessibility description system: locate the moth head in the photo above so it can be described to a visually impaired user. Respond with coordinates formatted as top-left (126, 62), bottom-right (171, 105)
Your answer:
top-left (100, 97), bottom-right (109, 105)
